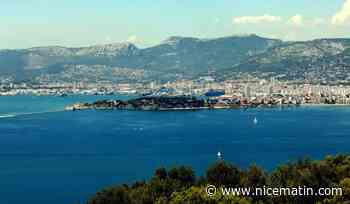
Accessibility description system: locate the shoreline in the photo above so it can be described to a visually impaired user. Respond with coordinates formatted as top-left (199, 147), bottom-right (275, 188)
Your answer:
top-left (66, 104), bottom-right (350, 112)
top-left (302, 103), bottom-right (350, 107)
top-left (64, 95), bottom-right (350, 112)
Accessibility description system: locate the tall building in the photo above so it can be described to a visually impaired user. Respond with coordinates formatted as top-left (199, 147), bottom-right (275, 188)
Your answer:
top-left (244, 85), bottom-right (251, 98)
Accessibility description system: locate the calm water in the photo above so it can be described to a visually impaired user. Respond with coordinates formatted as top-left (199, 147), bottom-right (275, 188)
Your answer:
top-left (0, 95), bottom-right (350, 204)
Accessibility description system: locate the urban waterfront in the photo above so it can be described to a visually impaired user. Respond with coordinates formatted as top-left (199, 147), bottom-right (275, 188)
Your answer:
top-left (3, 78), bottom-right (350, 106)
top-left (0, 95), bottom-right (350, 204)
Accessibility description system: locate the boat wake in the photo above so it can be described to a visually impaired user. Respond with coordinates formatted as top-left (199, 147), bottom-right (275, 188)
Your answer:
top-left (0, 110), bottom-right (64, 119)
top-left (0, 114), bottom-right (16, 118)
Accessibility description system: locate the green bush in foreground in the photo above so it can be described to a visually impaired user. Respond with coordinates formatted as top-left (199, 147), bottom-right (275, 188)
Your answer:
top-left (88, 155), bottom-right (350, 204)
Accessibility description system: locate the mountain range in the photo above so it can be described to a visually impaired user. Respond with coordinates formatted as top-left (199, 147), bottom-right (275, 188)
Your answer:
top-left (1, 34), bottom-right (350, 83)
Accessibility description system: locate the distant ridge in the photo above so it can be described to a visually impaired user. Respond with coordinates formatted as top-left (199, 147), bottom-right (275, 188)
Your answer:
top-left (0, 34), bottom-right (349, 83)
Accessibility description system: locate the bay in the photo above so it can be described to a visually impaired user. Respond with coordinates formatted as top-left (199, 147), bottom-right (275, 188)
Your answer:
top-left (0, 95), bottom-right (349, 204)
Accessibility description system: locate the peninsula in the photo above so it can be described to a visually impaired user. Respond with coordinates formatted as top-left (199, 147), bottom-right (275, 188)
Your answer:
top-left (65, 95), bottom-right (301, 111)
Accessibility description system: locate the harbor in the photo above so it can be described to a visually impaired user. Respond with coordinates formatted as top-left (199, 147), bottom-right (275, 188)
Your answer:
top-left (3, 77), bottom-right (350, 107)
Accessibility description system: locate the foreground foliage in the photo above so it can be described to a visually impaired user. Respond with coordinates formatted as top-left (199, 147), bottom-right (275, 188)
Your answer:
top-left (88, 155), bottom-right (350, 204)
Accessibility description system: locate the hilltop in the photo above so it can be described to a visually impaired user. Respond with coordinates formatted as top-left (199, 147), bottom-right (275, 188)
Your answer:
top-left (0, 35), bottom-right (349, 83)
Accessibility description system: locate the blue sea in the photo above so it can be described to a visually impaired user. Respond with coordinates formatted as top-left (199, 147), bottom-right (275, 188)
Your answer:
top-left (0, 95), bottom-right (350, 204)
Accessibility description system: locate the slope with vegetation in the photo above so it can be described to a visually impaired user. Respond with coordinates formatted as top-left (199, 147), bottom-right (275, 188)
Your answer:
top-left (88, 155), bottom-right (350, 204)
top-left (1, 35), bottom-right (350, 83)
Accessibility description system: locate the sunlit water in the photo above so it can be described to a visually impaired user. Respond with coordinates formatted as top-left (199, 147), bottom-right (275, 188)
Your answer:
top-left (0, 95), bottom-right (349, 204)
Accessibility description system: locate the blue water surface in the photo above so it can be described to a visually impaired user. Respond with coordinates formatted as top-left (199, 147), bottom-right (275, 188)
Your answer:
top-left (0, 95), bottom-right (349, 204)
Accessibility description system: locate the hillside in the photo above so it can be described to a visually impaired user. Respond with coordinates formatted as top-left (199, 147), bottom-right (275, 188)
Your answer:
top-left (0, 35), bottom-right (349, 83)
top-left (229, 38), bottom-right (350, 81)
top-left (88, 155), bottom-right (350, 204)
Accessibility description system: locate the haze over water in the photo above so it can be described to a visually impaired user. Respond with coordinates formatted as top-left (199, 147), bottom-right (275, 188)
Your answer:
top-left (0, 95), bottom-right (349, 204)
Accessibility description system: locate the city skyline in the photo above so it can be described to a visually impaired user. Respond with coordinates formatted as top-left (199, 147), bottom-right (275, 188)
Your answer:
top-left (1, 0), bottom-right (350, 49)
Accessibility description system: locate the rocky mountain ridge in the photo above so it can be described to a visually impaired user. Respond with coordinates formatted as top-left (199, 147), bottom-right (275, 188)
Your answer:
top-left (0, 35), bottom-right (349, 83)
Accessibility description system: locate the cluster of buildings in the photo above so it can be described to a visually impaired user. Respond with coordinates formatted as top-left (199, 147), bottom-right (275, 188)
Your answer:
top-left (2, 77), bottom-right (350, 105)
top-left (157, 77), bottom-right (350, 105)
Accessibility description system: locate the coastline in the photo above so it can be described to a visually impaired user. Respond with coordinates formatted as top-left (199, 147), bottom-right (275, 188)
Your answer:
top-left (302, 103), bottom-right (350, 107)
top-left (65, 96), bottom-right (350, 112)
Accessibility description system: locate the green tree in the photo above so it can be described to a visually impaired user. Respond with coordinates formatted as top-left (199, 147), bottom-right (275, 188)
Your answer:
top-left (155, 167), bottom-right (168, 180)
top-left (88, 185), bottom-right (131, 204)
top-left (206, 161), bottom-right (242, 187)
top-left (168, 166), bottom-right (196, 187)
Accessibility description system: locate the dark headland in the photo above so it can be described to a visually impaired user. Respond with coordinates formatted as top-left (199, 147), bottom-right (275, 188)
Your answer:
top-left (65, 95), bottom-right (301, 111)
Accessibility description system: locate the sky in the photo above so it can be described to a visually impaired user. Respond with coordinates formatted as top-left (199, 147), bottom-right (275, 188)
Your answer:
top-left (1, 0), bottom-right (350, 49)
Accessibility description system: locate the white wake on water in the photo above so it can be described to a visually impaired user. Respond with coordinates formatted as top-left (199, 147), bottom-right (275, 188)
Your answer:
top-left (0, 114), bottom-right (16, 118)
top-left (0, 110), bottom-right (65, 119)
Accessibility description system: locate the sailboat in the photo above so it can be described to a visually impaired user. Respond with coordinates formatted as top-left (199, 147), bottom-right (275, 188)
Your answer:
top-left (253, 117), bottom-right (258, 124)
top-left (217, 152), bottom-right (223, 160)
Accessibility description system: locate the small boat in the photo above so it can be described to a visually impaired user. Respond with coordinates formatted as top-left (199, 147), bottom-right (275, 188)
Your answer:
top-left (253, 117), bottom-right (258, 124)
top-left (217, 152), bottom-right (223, 160)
